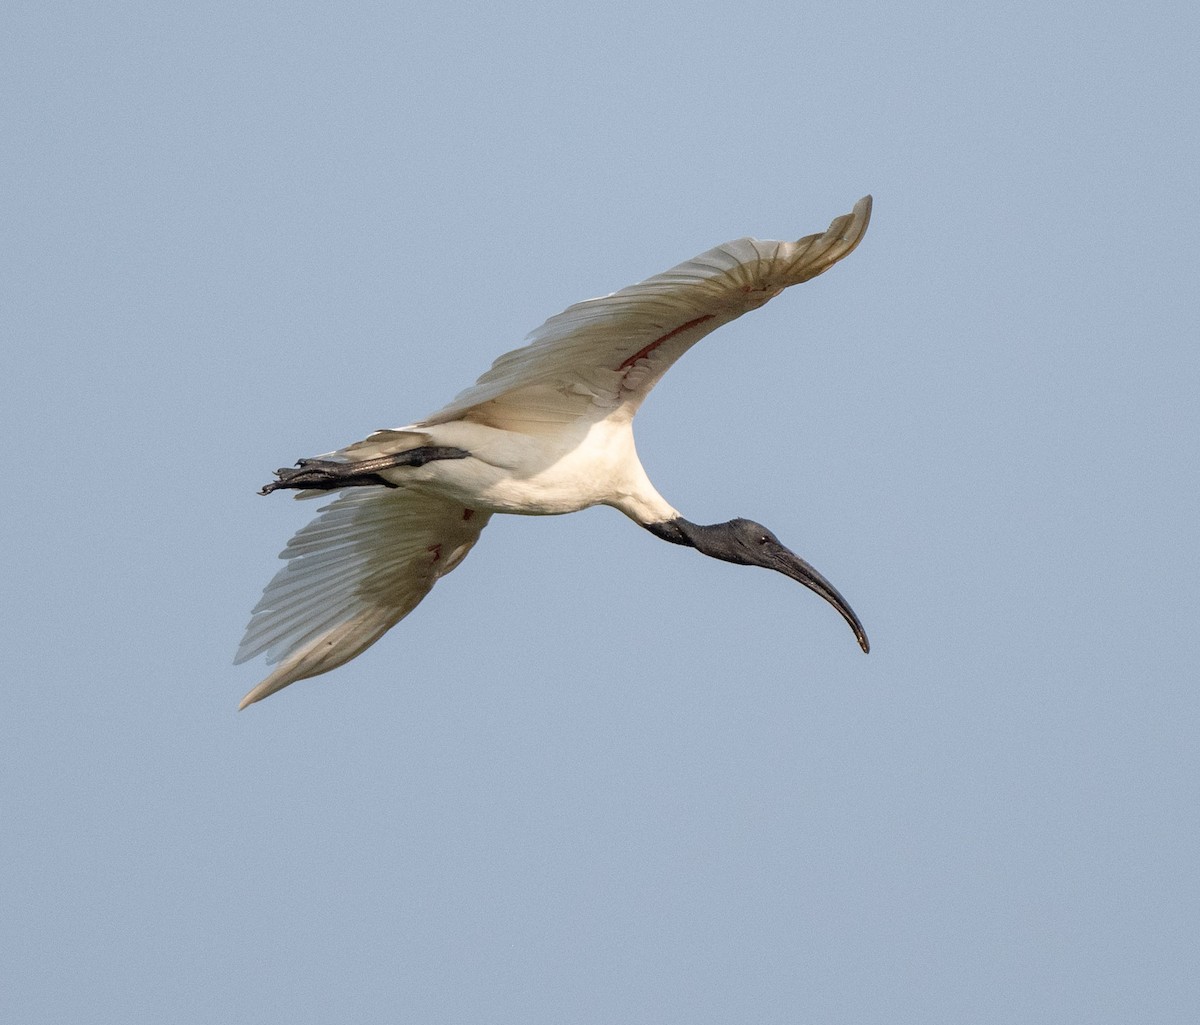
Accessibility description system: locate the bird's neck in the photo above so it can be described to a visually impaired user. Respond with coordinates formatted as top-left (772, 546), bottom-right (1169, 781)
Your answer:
top-left (642, 517), bottom-right (710, 550)
top-left (644, 517), bottom-right (754, 567)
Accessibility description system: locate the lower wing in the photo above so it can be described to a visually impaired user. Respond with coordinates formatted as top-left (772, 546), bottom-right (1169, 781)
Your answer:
top-left (236, 487), bottom-right (490, 708)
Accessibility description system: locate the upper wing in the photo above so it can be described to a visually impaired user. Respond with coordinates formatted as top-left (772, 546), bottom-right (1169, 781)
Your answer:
top-left (235, 488), bottom-right (491, 708)
top-left (419, 196), bottom-right (871, 433)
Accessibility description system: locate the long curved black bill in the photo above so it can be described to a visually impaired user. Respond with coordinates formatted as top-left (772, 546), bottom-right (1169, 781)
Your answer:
top-left (777, 552), bottom-right (870, 653)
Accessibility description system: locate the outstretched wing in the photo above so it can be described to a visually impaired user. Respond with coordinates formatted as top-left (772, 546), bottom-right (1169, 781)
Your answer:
top-left (420, 196), bottom-right (871, 433)
top-left (235, 489), bottom-right (491, 708)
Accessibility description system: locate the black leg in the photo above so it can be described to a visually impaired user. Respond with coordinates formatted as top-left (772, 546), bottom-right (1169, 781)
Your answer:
top-left (260, 447), bottom-right (470, 495)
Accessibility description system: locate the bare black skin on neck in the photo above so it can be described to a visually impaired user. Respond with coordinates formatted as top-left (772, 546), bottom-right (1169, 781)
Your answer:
top-left (643, 517), bottom-right (869, 653)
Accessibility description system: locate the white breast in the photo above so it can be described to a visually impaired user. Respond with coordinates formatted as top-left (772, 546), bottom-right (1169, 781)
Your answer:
top-left (391, 416), bottom-right (677, 523)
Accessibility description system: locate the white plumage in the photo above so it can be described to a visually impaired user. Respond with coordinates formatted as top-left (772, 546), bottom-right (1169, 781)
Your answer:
top-left (237, 197), bottom-right (873, 708)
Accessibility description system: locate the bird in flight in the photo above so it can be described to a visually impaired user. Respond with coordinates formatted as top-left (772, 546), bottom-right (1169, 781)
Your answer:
top-left (237, 196), bottom-right (873, 708)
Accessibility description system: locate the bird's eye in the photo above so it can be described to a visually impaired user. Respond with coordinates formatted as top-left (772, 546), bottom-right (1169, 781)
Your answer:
top-left (758, 535), bottom-right (769, 545)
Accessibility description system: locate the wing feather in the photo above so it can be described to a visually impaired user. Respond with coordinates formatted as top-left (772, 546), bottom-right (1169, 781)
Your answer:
top-left (236, 488), bottom-right (491, 708)
top-left (420, 197), bottom-right (871, 432)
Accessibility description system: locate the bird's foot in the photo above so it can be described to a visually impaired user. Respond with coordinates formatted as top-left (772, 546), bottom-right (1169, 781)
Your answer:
top-left (259, 458), bottom-right (393, 495)
top-left (259, 447), bottom-right (471, 495)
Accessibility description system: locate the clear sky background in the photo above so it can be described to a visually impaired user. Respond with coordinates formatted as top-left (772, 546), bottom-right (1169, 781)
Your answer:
top-left (3, 2), bottom-right (1197, 1022)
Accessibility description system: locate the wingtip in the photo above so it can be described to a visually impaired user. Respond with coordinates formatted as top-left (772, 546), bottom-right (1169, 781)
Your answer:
top-left (786, 195), bottom-right (874, 282)
top-left (845, 195), bottom-right (873, 249)
top-left (237, 669), bottom-right (290, 710)
top-left (820, 195), bottom-right (872, 266)
top-left (237, 674), bottom-right (288, 710)
top-left (854, 195), bottom-right (872, 230)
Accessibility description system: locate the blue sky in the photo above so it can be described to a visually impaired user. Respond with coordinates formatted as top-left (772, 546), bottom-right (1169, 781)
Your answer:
top-left (4, 2), bottom-right (1198, 1022)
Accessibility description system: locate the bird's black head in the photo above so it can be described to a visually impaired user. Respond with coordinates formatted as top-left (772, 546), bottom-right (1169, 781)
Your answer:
top-left (703, 518), bottom-right (791, 566)
top-left (673, 516), bottom-right (870, 653)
